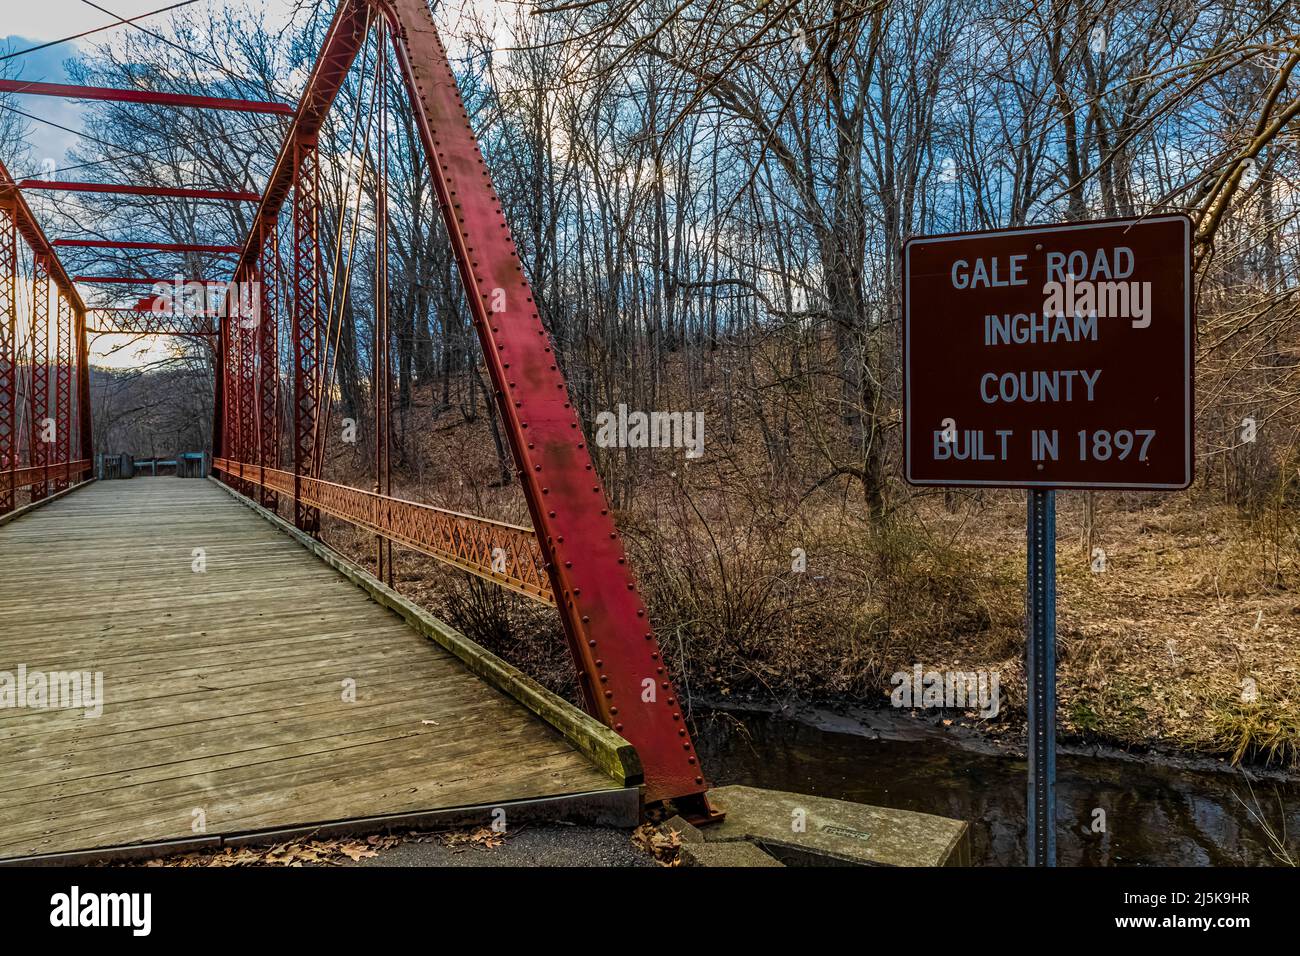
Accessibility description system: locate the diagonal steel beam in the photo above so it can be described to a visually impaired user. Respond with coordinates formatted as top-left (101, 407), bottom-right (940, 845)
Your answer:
top-left (372, 0), bottom-right (712, 811)
top-left (0, 161), bottom-right (87, 315)
top-left (228, 1), bottom-right (371, 277)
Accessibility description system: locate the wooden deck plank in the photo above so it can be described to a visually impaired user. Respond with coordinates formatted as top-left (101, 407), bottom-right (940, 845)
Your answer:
top-left (0, 479), bottom-right (623, 859)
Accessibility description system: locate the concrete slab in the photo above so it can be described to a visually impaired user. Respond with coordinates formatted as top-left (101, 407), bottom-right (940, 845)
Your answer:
top-left (679, 841), bottom-right (784, 867)
top-left (703, 785), bottom-right (969, 867)
top-left (660, 815), bottom-right (705, 844)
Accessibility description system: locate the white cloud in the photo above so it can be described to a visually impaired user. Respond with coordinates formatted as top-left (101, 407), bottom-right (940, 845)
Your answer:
top-left (2, 0), bottom-right (171, 43)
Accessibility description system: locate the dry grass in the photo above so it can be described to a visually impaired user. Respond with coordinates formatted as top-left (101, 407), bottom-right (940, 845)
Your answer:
top-left (302, 371), bottom-right (1300, 771)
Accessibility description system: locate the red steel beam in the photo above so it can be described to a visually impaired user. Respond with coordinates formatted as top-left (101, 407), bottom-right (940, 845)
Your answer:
top-left (216, 1), bottom-right (370, 519)
top-left (29, 255), bottom-right (51, 502)
top-left (235, 261), bottom-right (257, 499)
top-left (216, 0), bottom-right (711, 808)
top-left (0, 79), bottom-right (294, 115)
top-left (20, 181), bottom-right (261, 202)
top-left (255, 231), bottom-right (280, 508)
top-left (53, 239), bottom-right (241, 253)
top-left (291, 136), bottom-right (322, 533)
top-left (372, 0), bottom-right (711, 811)
top-left (90, 307), bottom-right (221, 313)
top-left (75, 309), bottom-right (90, 481)
top-left (86, 308), bottom-right (218, 337)
top-left (229, 2), bottom-right (372, 278)
top-left (74, 276), bottom-right (222, 285)
top-left (53, 293), bottom-right (73, 492)
top-left (0, 205), bottom-right (15, 515)
top-left (0, 161), bottom-right (87, 315)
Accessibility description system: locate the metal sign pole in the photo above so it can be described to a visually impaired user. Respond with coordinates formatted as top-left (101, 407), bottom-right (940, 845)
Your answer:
top-left (1026, 488), bottom-right (1057, 867)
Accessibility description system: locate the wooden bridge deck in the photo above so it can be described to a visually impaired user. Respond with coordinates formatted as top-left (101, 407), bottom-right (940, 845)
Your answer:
top-left (0, 479), bottom-right (627, 861)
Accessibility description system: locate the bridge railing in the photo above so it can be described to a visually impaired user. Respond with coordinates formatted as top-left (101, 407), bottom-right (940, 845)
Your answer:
top-left (0, 459), bottom-right (91, 498)
top-left (213, 458), bottom-right (554, 605)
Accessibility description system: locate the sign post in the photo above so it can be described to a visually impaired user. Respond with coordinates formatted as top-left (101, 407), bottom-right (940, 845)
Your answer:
top-left (1026, 488), bottom-right (1056, 866)
top-left (903, 215), bottom-right (1193, 867)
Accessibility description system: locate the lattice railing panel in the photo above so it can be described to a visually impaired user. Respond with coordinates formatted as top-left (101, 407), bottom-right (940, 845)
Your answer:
top-left (0, 459), bottom-right (91, 496)
top-left (214, 458), bottom-right (553, 605)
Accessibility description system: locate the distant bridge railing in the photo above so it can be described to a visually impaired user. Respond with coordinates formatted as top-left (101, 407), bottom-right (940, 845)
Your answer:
top-left (213, 458), bottom-right (554, 606)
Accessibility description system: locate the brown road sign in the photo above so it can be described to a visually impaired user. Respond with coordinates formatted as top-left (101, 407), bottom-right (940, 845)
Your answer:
top-left (903, 215), bottom-right (1194, 490)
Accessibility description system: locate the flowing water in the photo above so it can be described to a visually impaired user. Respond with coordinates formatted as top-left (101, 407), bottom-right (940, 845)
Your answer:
top-left (693, 706), bottom-right (1300, 866)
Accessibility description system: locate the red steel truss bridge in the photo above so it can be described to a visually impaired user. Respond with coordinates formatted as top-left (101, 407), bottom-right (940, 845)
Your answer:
top-left (0, 0), bottom-right (716, 862)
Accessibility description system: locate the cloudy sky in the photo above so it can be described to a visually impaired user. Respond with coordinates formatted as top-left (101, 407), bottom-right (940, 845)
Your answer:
top-left (0, 1), bottom-right (514, 367)
top-left (1, 1), bottom-right (301, 167)
top-left (1, 2), bottom-right (299, 367)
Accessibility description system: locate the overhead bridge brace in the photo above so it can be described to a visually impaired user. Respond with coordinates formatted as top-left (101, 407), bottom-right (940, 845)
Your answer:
top-left (54, 240), bottom-right (242, 254)
top-left (0, 79), bottom-right (294, 114)
top-left (21, 181), bottom-right (261, 202)
top-left (212, 0), bottom-right (716, 815)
